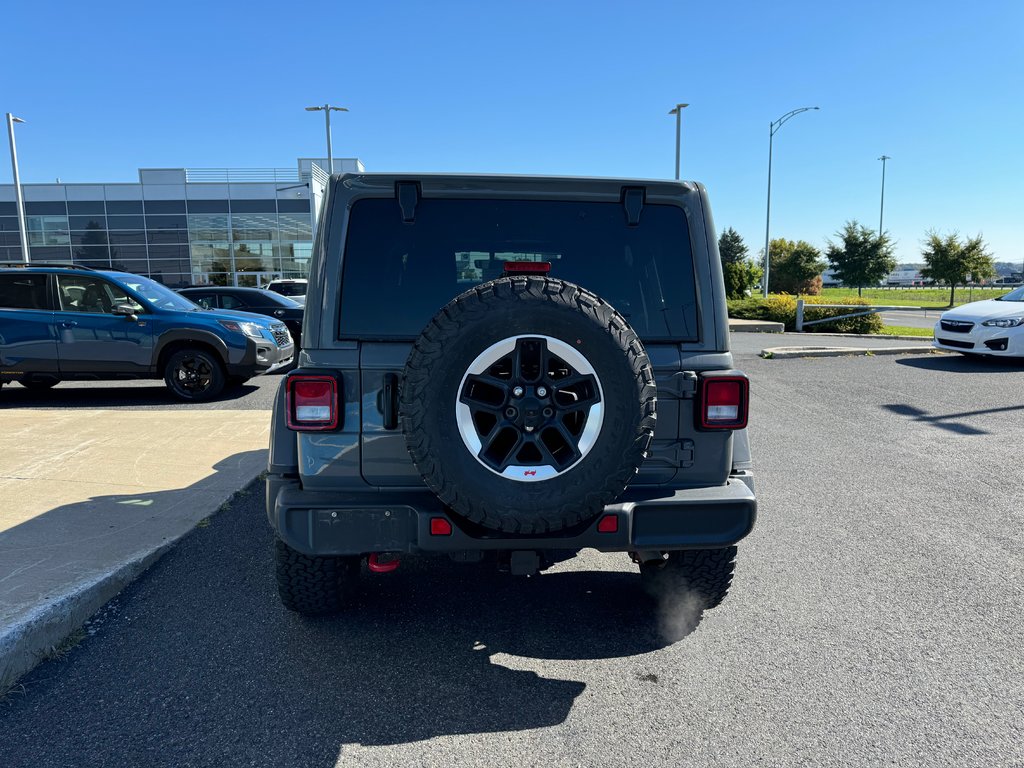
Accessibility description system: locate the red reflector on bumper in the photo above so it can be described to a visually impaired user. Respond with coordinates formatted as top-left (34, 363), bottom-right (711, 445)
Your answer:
top-left (429, 518), bottom-right (453, 536)
top-left (597, 515), bottom-right (618, 533)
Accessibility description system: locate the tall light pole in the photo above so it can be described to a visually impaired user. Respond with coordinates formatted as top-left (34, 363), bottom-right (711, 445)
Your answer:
top-left (5, 113), bottom-right (30, 263)
top-left (762, 106), bottom-right (819, 297)
top-left (668, 103), bottom-right (689, 180)
top-left (878, 155), bottom-right (891, 235)
top-left (304, 104), bottom-right (349, 175)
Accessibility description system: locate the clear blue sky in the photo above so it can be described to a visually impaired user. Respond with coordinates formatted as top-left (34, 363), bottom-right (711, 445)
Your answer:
top-left (4, 0), bottom-right (1022, 266)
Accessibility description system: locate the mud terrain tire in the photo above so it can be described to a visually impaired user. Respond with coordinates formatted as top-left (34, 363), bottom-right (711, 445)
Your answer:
top-left (401, 275), bottom-right (657, 534)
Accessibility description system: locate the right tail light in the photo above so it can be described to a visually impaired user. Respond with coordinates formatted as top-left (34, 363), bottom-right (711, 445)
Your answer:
top-left (698, 374), bottom-right (749, 430)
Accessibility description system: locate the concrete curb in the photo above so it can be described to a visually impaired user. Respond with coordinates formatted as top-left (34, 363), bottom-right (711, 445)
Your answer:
top-left (0, 541), bottom-right (175, 693)
top-left (0, 477), bottom-right (260, 694)
top-left (792, 332), bottom-right (934, 341)
top-left (728, 319), bottom-right (785, 333)
top-left (760, 345), bottom-right (942, 360)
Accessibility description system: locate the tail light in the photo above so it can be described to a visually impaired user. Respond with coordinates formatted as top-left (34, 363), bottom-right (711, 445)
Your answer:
top-left (286, 375), bottom-right (339, 431)
top-left (698, 374), bottom-right (749, 430)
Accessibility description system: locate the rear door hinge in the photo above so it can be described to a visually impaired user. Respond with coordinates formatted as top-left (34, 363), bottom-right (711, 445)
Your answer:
top-left (658, 370), bottom-right (697, 399)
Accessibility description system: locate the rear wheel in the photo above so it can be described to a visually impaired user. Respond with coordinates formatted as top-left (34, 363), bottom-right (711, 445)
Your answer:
top-left (274, 538), bottom-right (360, 616)
top-left (163, 348), bottom-right (226, 401)
top-left (640, 547), bottom-right (738, 615)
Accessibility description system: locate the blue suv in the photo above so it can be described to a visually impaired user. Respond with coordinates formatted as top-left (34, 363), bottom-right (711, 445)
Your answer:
top-left (0, 263), bottom-right (294, 401)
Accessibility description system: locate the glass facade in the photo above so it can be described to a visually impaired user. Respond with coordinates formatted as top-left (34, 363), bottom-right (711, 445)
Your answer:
top-left (0, 161), bottom-right (339, 288)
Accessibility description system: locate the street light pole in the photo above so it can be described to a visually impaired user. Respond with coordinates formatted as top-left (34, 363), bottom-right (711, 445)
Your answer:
top-left (304, 104), bottom-right (349, 175)
top-left (762, 106), bottom-right (820, 297)
top-left (5, 113), bottom-right (30, 263)
top-left (878, 155), bottom-right (891, 235)
top-left (668, 103), bottom-right (689, 180)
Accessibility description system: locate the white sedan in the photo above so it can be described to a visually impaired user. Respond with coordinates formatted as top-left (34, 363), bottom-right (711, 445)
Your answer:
top-left (934, 286), bottom-right (1024, 357)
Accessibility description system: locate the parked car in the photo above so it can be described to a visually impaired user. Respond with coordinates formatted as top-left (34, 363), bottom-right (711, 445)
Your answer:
top-left (934, 285), bottom-right (1024, 357)
top-left (179, 286), bottom-right (303, 348)
top-left (264, 278), bottom-right (307, 305)
top-left (266, 173), bottom-right (755, 633)
top-left (0, 263), bottom-right (294, 400)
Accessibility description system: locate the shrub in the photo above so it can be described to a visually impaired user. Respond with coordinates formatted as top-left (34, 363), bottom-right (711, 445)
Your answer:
top-left (722, 261), bottom-right (762, 299)
top-left (727, 294), bottom-right (883, 334)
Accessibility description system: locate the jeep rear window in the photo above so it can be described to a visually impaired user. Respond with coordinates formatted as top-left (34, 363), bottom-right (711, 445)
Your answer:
top-left (338, 197), bottom-right (699, 341)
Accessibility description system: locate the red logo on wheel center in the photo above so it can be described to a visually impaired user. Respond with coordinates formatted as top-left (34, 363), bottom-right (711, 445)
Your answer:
top-left (523, 470), bottom-right (537, 476)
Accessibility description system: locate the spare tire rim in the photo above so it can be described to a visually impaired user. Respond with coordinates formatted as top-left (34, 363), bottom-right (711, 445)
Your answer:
top-left (456, 335), bottom-right (604, 482)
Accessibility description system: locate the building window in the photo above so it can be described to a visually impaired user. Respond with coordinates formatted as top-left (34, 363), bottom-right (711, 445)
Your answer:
top-left (188, 214), bottom-right (229, 241)
top-left (105, 201), bottom-right (144, 214)
top-left (143, 200), bottom-right (186, 214)
top-left (277, 213), bottom-right (313, 240)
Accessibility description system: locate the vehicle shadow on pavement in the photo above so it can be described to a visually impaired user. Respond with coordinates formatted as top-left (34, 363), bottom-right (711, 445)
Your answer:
top-left (0, 381), bottom-right (259, 408)
top-left (896, 355), bottom-right (1024, 373)
top-left (0, 486), bottom-right (674, 766)
top-left (881, 402), bottom-right (1024, 436)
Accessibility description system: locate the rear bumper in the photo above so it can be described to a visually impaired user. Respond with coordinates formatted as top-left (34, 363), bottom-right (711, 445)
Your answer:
top-left (267, 474), bottom-right (757, 557)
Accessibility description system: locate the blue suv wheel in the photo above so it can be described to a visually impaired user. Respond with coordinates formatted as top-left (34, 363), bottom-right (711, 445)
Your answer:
top-left (163, 348), bottom-right (226, 401)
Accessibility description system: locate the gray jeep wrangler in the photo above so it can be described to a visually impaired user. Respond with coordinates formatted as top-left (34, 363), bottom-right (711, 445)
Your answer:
top-left (266, 173), bottom-right (755, 624)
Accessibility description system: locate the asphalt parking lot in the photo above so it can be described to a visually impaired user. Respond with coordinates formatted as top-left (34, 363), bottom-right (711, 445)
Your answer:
top-left (1, 347), bottom-right (1022, 767)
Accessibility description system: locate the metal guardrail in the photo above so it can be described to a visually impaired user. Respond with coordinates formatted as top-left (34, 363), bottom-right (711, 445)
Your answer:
top-left (184, 168), bottom-right (301, 183)
top-left (795, 300), bottom-right (929, 332)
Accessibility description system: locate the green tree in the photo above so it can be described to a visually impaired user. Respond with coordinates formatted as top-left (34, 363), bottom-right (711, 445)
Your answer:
top-left (920, 231), bottom-right (995, 306)
top-left (825, 220), bottom-right (897, 297)
top-left (767, 238), bottom-right (826, 295)
top-left (718, 228), bottom-right (760, 298)
top-left (718, 227), bottom-right (748, 265)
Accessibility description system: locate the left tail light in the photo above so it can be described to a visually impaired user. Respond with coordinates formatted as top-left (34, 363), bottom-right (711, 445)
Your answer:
top-left (286, 375), bottom-right (339, 431)
top-left (698, 374), bottom-right (749, 430)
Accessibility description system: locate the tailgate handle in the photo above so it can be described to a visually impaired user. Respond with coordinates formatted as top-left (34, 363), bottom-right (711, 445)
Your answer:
top-left (382, 373), bottom-right (399, 430)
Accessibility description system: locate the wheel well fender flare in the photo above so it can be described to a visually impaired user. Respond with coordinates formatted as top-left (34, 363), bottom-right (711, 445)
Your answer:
top-left (155, 330), bottom-right (229, 372)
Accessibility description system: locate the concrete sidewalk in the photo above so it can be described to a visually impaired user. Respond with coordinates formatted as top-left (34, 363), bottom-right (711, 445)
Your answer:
top-left (0, 409), bottom-right (270, 691)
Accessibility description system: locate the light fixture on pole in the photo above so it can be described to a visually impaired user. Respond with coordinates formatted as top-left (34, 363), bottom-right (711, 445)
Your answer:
top-left (5, 113), bottom-right (30, 263)
top-left (305, 104), bottom-right (349, 175)
top-left (878, 155), bottom-right (891, 235)
top-left (762, 106), bottom-right (820, 297)
top-left (667, 103), bottom-right (689, 180)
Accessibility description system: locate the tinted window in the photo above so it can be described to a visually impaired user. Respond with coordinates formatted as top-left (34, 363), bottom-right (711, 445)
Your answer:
top-left (277, 199), bottom-right (311, 213)
top-left (221, 294), bottom-right (249, 310)
top-left (67, 201), bottom-right (106, 215)
top-left (143, 200), bottom-right (186, 214)
top-left (186, 199), bottom-right (230, 213)
top-left (269, 282), bottom-right (306, 297)
top-left (25, 202), bottom-right (67, 215)
top-left (69, 215), bottom-right (106, 230)
top-left (108, 231), bottom-right (147, 245)
top-left (145, 215), bottom-right (187, 230)
top-left (0, 273), bottom-right (50, 310)
top-left (338, 198), bottom-right (698, 340)
top-left (105, 200), bottom-right (144, 214)
top-left (230, 199), bottom-right (277, 213)
top-left (183, 292), bottom-right (218, 310)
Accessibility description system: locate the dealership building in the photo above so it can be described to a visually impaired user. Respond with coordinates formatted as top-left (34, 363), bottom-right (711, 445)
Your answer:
top-left (0, 157), bottom-right (363, 287)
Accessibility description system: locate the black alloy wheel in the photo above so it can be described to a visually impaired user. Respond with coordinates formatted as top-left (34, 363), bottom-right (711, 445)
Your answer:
top-left (164, 348), bottom-right (226, 402)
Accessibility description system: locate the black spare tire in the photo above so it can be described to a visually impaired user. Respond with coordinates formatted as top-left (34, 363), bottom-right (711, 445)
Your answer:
top-left (401, 276), bottom-right (657, 533)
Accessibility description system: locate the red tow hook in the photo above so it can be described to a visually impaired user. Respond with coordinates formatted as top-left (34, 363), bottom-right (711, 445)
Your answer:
top-left (367, 553), bottom-right (400, 573)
